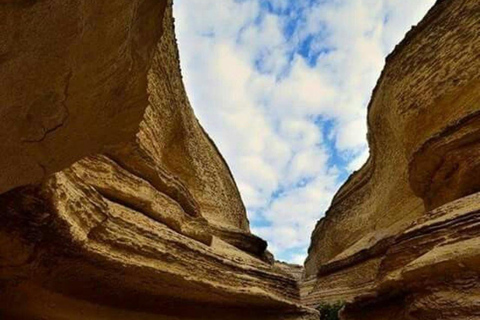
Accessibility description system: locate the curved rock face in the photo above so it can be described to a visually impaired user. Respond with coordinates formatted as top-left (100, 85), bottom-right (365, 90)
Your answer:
top-left (0, 0), bottom-right (166, 194)
top-left (0, 1), bottom-right (316, 319)
top-left (2, 0), bottom-right (479, 318)
top-left (303, 0), bottom-right (480, 318)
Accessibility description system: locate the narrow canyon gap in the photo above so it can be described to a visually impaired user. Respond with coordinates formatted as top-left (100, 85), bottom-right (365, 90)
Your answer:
top-left (0, 0), bottom-right (479, 319)
top-left (173, 0), bottom-right (437, 263)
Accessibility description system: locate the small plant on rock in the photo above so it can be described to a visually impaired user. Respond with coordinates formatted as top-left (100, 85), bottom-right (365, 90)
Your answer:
top-left (316, 301), bottom-right (345, 320)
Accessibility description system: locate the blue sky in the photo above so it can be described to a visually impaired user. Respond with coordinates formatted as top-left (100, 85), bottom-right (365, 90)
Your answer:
top-left (174, 0), bottom-right (435, 264)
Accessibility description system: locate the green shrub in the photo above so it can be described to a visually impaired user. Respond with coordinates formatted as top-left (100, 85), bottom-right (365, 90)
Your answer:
top-left (316, 301), bottom-right (345, 320)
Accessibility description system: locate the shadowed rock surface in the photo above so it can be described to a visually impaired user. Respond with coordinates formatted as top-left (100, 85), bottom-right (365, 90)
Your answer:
top-left (303, 0), bottom-right (480, 319)
top-left (0, 0), bottom-right (167, 194)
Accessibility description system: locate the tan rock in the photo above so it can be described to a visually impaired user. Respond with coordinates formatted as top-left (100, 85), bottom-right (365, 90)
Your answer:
top-left (0, 0), bottom-right (167, 193)
top-left (2, 0), bottom-right (479, 318)
top-left (304, 0), bottom-right (480, 319)
top-left (0, 1), bottom-right (316, 319)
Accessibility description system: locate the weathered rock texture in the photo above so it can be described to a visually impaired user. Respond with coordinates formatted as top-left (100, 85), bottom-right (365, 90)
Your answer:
top-left (303, 0), bottom-right (480, 319)
top-left (0, 0), bottom-right (166, 194)
top-left (2, 0), bottom-right (479, 319)
top-left (0, 1), bottom-right (316, 319)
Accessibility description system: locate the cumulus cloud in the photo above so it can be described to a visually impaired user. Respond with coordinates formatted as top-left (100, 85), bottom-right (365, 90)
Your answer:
top-left (174, 0), bottom-right (435, 263)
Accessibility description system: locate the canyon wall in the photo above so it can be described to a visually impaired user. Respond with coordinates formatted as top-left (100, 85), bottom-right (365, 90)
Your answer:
top-left (0, 1), bottom-right (316, 319)
top-left (1, 0), bottom-right (479, 319)
top-left (303, 0), bottom-right (480, 319)
top-left (0, 0), bottom-right (167, 194)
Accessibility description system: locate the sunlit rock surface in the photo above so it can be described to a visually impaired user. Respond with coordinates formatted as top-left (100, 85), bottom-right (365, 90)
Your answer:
top-left (303, 0), bottom-right (480, 318)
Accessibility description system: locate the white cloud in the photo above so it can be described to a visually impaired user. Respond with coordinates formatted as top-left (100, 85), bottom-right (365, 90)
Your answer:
top-left (347, 148), bottom-right (370, 172)
top-left (174, 0), bottom-right (435, 263)
top-left (336, 117), bottom-right (368, 151)
top-left (291, 253), bottom-right (308, 265)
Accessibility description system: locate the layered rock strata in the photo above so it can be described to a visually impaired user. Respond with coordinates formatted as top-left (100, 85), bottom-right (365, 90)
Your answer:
top-left (303, 0), bottom-right (480, 318)
top-left (2, 0), bottom-right (479, 318)
top-left (0, 1), bottom-right (316, 319)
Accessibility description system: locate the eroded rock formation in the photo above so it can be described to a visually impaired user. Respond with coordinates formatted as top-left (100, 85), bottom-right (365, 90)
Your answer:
top-left (303, 0), bottom-right (480, 319)
top-left (0, 1), bottom-right (316, 319)
top-left (0, 0), bottom-right (167, 194)
top-left (1, 0), bottom-right (479, 319)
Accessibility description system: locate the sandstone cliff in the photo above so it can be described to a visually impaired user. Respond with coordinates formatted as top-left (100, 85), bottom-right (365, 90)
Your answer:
top-left (0, 0), bottom-right (167, 194)
top-left (1, 0), bottom-right (479, 319)
top-left (0, 1), bottom-right (316, 319)
top-left (303, 0), bottom-right (480, 319)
